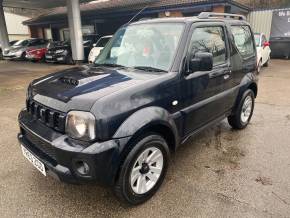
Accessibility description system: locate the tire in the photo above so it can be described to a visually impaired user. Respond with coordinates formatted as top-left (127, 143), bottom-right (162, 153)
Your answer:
top-left (257, 60), bottom-right (262, 74)
top-left (21, 52), bottom-right (26, 61)
top-left (66, 55), bottom-right (75, 65)
top-left (0, 49), bottom-right (3, 60)
top-left (228, 89), bottom-right (255, 130)
top-left (114, 134), bottom-right (170, 205)
top-left (39, 55), bottom-right (45, 63)
top-left (264, 57), bottom-right (270, 67)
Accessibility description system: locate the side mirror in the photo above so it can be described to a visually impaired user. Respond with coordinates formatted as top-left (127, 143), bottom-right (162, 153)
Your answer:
top-left (93, 43), bottom-right (97, 47)
top-left (188, 52), bottom-right (213, 74)
top-left (263, 41), bottom-right (270, 48)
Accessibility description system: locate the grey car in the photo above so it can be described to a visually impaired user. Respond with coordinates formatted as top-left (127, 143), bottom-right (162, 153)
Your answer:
top-left (3, 38), bottom-right (48, 60)
top-left (0, 40), bottom-right (18, 60)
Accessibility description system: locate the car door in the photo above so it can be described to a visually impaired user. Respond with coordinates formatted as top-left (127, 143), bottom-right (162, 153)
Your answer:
top-left (230, 25), bottom-right (256, 84)
top-left (180, 22), bottom-right (232, 136)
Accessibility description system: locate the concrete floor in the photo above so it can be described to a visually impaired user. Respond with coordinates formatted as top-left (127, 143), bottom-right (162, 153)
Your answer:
top-left (0, 60), bottom-right (289, 217)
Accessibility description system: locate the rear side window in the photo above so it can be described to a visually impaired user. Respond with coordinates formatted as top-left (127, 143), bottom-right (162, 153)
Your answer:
top-left (231, 26), bottom-right (255, 58)
top-left (189, 26), bottom-right (227, 66)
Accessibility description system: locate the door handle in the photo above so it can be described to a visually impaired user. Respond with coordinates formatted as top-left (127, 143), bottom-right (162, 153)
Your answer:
top-left (209, 70), bottom-right (231, 79)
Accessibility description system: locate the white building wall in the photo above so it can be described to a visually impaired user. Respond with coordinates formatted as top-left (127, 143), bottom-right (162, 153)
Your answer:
top-left (247, 10), bottom-right (273, 40)
top-left (4, 12), bottom-right (29, 40)
top-left (248, 8), bottom-right (290, 40)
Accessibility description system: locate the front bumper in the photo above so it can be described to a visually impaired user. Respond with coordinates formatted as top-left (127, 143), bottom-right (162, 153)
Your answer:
top-left (3, 53), bottom-right (22, 60)
top-left (18, 110), bottom-right (130, 185)
top-left (45, 54), bottom-right (66, 63)
top-left (26, 54), bottom-right (42, 61)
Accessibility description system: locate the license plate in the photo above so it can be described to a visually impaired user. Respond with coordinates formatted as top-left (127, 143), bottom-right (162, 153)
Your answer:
top-left (46, 55), bottom-right (52, 59)
top-left (21, 145), bottom-right (46, 176)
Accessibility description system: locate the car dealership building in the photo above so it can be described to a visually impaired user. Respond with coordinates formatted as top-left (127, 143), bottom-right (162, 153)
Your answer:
top-left (23, 0), bottom-right (250, 42)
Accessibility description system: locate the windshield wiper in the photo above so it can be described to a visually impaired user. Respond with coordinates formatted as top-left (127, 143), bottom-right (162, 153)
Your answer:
top-left (94, 63), bottom-right (126, 68)
top-left (133, 66), bottom-right (167, 72)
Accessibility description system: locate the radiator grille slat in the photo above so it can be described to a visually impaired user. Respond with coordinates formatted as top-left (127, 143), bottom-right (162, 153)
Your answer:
top-left (26, 99), bottom-right (66, 133)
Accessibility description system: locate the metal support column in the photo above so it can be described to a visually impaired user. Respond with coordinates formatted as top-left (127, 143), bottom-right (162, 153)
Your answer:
top-left (0, 0), bottom-right (9, 50)
top-left (66, 0), bottom-right (84, 62)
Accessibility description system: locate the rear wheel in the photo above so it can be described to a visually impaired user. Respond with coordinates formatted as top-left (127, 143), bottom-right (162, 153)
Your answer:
top-left (228, 89), bottom-right (255, 129)
top-left (114, 134), bottom-right (169, 205)
top-left (264, 57), bottom-right (270, 67)
top-left (257, 60), bottom-right (262, 74)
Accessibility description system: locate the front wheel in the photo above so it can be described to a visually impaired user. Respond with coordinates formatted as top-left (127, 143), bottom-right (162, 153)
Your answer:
top-left (21, 52), bottom-right (26, 60)
top-left (114, 134), bottom-right (169, 205)
top-left (228, 89), bottom-right (255, 129)
top-left (65, 55), bottom-right (75, 65)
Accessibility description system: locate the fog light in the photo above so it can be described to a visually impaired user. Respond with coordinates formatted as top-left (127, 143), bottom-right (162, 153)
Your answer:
top-left (74, 161), bottom-right (90, 175)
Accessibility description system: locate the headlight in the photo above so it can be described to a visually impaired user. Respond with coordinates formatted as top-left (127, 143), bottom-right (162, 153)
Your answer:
top-left (65, 111), bottom-right (96, 141)
top-left (55, 49), bottom-right (65, 54)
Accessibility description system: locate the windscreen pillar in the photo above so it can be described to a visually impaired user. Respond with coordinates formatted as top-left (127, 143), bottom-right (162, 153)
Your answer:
top-left (66, 0), bottom-right (84, 63)
top-left (0, 0), bottom-right (9, 50)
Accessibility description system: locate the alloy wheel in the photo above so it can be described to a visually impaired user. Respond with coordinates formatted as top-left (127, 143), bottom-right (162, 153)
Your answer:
top-left (130, 147), bottom-right (164, 195)
top-left (241, 95), bottom-right (253, 123)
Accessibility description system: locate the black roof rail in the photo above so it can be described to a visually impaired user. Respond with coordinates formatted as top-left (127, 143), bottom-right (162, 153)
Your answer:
top-left (198, 12), bottom-right (246, 21)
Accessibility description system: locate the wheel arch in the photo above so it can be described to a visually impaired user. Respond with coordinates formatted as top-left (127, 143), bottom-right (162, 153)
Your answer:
top-left (232, 74), bottom-right (258, 115)
top-left (112, 107), bottom-right (178, 183)
top-left (113, 106), bottom-right (179, 151)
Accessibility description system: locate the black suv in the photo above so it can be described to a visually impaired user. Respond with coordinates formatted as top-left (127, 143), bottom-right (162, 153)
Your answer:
top-left (18, 13), bottom-right (257, 205)
top-left (45, 34), bottom-right (99, 64)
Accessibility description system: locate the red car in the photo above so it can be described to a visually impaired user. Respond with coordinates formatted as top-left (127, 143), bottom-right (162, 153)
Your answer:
top-left (26, 47), bottom-right (48, 62)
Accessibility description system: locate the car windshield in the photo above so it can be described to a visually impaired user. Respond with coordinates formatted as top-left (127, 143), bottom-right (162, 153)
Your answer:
top-left (254, 34), bottom-right (260, 47)
top-left (96, 37), bottom-right (111, 47)
top-left (95, 23), bottom-right (184, 72)
top-left (13, 40), bottom-right (29, 46)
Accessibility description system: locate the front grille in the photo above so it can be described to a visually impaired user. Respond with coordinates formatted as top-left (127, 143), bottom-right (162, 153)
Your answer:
top-left (24, 129), bottom-right (57, 162)
top-left (26, 99), bottom-right (66, 133)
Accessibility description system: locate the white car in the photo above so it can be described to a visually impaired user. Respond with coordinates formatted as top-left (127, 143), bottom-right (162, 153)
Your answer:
top-left (88, 35), bottom-right (112, 63)
top-left (254, 33), bottom-right (271, 73)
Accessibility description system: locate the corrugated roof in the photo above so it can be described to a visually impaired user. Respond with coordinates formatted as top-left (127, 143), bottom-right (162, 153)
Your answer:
top-left (24, 0), bottom-right (250, 25)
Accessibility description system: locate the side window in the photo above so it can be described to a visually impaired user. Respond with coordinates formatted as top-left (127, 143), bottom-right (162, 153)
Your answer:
top-left (189, 26), bottom-right (227, 66)
top-left (29, 40), bottom-right (39, 46)
top-left (231, 26), bottom-right (255, 58)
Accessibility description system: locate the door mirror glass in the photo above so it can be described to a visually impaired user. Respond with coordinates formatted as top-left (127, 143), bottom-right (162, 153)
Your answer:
top-left (189, 52), bottom-right (213, 73)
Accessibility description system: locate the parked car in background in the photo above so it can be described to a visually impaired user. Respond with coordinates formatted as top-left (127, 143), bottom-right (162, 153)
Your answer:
top-left (254, 33), bottom-right (271, 73)
top-left (88, 35), bottom-right (112, 63)
top-left (18, 13), bottom-right (257, 205)
top-left (3, 38), bottom-right (48, 60)
top-left (26, 47), bottom-right (48, 62)
top-left (0, 40), bottom-right (18, 59)
top-left (46, 34), bottom-right (99, 64)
